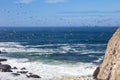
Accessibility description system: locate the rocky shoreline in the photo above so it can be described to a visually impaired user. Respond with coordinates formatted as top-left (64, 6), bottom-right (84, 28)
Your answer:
top-left (0, 57), bottom-right (95, 80)
top-left (0, 58), bottom-right (41, 79)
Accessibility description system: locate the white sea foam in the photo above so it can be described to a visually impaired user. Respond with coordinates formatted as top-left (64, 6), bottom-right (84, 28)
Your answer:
top-left (0, 42), bottom-right (105, 55)
top-left (0, 42), bottom-right (55, 54)
top-left (94, 56), bottom-right (104, 63)
top-left (0, 57), bottom-right (97, 80)
top-left (0, 42), bottom-right (102, 80)
top-left (60, 46), bottom-right (72, 52)
top-left (80, 50), bottom-right (104, 54)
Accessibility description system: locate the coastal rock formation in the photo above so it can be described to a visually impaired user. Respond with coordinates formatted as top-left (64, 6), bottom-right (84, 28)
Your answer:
top-left (93, 28), bottom-right (120, 80)
top-left (0, 64), bottom-right (12, 72)
top-left (0, 58), bottom-right (41, 79)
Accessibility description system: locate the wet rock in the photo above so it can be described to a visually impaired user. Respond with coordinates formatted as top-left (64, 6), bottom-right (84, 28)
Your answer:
top-left (21, 67), bottom-right (26, 70)
top-left (17, 71), bottom-right (28, 74)
top-left (93, 67), bottom-right (100, 79)
top-left (12, 67), bottom-right (18, 69)
top-left (26, 73), bottom-right (41, 78)
top-left (0, 64), bottom-right (12, 72)
top-left (0, 58), bottom-right (7, 62)
top-left (12, 73), bottom-right (20, 76)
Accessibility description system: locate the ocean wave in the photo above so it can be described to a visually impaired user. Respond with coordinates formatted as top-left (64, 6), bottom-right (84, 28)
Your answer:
top-left (0, 42), bottom-right (104, 79)
top-left (0, 42), bottom-right (105, 64)
top-left (0, 57), bottom-right (96, 80)
top-left (0, 42), bottom-right (55, 53)
top-left (0, 42), bottom-right (106, 54)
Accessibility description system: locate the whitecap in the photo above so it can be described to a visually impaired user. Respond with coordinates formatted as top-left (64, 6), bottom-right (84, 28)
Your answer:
top-left (0, 57), bottom-right (97, 80)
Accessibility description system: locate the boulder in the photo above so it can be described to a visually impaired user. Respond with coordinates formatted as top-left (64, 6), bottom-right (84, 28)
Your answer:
top-left (12, 66), bottom-right (18, 69)
top-left (0, 58), bottom-right (7, 62)
top-left (0, 64), bottom-right (12, 72)
top-left (93, 28), bottom-right (120, 80)
top-left (21, 67), bottom-right (26, 70)
top-left (26, 73), bottom-right (41, 78)
top-left (17, 71), bottom-right (28, 74)
top-left (12, 73), bottom-right (20, 76)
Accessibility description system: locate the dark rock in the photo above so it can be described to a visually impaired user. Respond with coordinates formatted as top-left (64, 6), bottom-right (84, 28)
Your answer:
top-left (17, 71), bottom-right (28, 74)
top-left (21, 67), bottom-right (26, 70)
top-left (26, 73), bottom-right (41, 78)
top-left (12, 67), bottom-right (18, 69)
top-left (0, 58), bottom-right (7, 62)
top-left (12, 73), bottom-right (20, 76)
top-left (93, 67), bottom-right (100, 80)
top-left (0, 64), bottom-right (12, 72)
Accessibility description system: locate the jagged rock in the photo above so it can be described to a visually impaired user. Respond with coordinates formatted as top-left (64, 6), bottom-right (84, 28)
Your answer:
top-left (26, 73), bottom-right (41, 78)
top-left (0, 64), bottom-right (12, 72)
top-left (94, 28), bottom-right (120, 80)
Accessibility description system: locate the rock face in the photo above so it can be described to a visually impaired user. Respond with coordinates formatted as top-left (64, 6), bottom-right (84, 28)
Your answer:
top-left (94, 28), bottom-right (120, 80)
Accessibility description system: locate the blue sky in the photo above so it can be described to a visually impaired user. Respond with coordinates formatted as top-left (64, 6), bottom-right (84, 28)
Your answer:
top-left (0, 0), bottom-right (120, 27)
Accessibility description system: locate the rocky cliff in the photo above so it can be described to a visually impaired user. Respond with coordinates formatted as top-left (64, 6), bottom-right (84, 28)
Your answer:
top-left (93, 28), bottom-right (120, 80)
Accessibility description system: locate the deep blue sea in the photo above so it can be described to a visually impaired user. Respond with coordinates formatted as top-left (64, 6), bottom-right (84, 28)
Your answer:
top-left (0, 27), bottom-right (118, 79)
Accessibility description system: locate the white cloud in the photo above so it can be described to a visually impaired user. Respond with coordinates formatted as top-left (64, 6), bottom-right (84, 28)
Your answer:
top-left (45, 0), bottom-right (65, 3)
top-left (17, 0), bottom-right (35, 4)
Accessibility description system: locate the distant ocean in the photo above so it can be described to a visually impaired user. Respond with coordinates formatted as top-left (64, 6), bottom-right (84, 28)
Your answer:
top-left (0, 27), bottom-right (117, 80)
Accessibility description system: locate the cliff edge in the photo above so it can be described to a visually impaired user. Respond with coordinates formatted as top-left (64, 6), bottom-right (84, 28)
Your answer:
top-left (93, 28), bottom-right (120, 80)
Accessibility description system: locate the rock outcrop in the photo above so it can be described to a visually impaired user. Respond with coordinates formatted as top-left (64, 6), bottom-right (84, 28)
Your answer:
top-left (93, 28), bottom-right (120, 80)
top-left (0, 64), bottom-right (12, 72)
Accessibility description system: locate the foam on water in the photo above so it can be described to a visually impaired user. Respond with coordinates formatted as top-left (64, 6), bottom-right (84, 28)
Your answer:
top-left (0, 27), bottom-right (115, 80)
top-left (0, 42), bottom-right (105, 54)
top-left (0, 57), bottom-right (96, 80)
top-left (0, 42), bottom-right (55, 54)
top-left (0, 42), bottom-right (104, 80)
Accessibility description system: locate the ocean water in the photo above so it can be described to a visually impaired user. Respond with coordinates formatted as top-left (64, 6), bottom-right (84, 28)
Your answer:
top-left (0, 27), bottom-right (117, 80)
